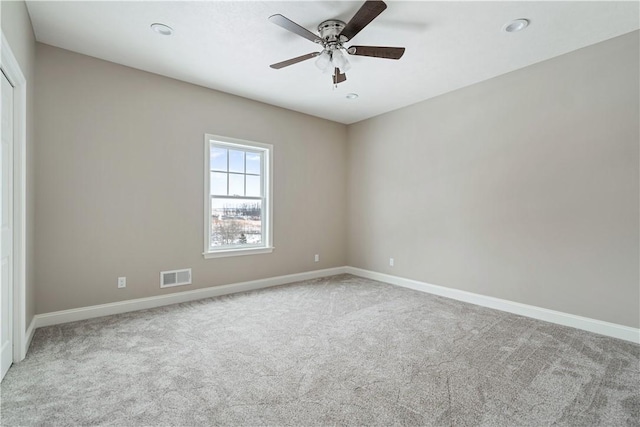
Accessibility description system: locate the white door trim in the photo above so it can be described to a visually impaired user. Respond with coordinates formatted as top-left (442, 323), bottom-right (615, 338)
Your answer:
top-left (1, 32), bottom-right (28, 363)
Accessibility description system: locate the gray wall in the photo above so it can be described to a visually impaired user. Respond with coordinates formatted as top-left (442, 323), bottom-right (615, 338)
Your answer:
top-left (1, 0), bottom-right (37, 333)
top-left (35, 44), bottom-right (347, 314)
top-left (347, 31), bottom-right (639, 328)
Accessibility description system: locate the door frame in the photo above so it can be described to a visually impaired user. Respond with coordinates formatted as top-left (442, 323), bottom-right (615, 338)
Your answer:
top-left (1, 32), bottom-right (28, 363)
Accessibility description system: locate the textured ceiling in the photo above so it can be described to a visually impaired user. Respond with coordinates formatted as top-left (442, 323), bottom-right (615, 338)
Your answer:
top-left (25, 1), bottom-right (640, 124)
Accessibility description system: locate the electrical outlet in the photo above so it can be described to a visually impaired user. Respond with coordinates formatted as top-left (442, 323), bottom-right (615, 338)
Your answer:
top-left (389, 258), bottom-right (394, 267)
top-left (118, 277), bottom-right (126, 288)
top-left (314, 254), bottom-right (319, 262)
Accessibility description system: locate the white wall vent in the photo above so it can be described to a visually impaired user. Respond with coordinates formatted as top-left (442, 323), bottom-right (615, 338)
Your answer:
top-left (160, 268), bottom-right (192, 288)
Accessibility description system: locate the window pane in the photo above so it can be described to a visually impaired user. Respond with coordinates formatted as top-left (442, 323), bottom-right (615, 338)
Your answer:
top-left (229, 173), bottom-right (244, 196)
top-left (210, 146), bottom-right (227, 171)
top-left (246, 152), bottom-right (262, 175)
top-left (229, 150), bottom-right (244, 173)
top-left (210, 199), bottom-right (262, 247)
top-left (211, 172), bottom-right (227, 195)
top-left (246, 175), bottom-right (261, 197)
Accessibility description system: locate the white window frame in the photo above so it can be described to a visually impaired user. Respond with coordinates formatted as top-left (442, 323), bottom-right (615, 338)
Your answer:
top-left (203, 134), bottom-right (273, 259)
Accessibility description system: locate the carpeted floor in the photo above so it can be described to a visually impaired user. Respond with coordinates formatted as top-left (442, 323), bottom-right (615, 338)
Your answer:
top-left (1, 274), bottom-right (638, 426)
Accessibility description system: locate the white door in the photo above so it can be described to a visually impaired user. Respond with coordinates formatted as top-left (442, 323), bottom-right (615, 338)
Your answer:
top-left (1, 70), bottom-right (14, 380)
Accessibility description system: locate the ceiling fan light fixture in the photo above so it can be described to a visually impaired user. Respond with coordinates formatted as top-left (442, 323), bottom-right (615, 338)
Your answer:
top-left (150, 23), bottom-right (173, 36)
top-left (502, 19), bottom-right (529, 33)
top-left (331, 49), bottom-right (351, 72)
top-left (315, 50), bottom-right (332, 73)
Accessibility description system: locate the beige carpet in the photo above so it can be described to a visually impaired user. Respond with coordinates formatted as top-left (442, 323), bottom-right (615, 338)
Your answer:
top-left (1, 274), bottom-right (638, 426)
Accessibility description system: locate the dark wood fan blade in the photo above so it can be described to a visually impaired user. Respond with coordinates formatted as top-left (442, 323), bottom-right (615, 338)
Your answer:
top-left (347, 46), bottom-right (405, 59)
top-left (270, 52), bottom-right (320, 69)
top-left (339, 1), bottom-right (387, 42)
top-left (269, 14), bottom-right (320, 44)
top-left (332, 68), bottom-right (347, 84)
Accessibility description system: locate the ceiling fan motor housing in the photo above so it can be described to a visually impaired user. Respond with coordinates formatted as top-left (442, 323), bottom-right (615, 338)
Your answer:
top-left (318, 20), bottom-right (347, 44)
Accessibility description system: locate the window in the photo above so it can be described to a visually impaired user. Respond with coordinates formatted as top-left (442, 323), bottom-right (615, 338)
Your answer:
top-left (203, 135), bottom-right (273, 258)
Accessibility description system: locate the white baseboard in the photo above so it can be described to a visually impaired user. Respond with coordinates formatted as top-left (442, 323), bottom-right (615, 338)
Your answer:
top-left (34, 267), bottom-right (348, 329)
top-left (23, 317), bottom-right (36, 359)
top-left (345, 267), bottom-right (640, 344)
top-left (31, 265), bottom-right (639, 345)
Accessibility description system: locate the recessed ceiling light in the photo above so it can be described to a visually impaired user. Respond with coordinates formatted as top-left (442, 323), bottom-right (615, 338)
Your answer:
top-left (346, 93), bottom-right (359, 100)
top-left (151, 23), bottom-right (173, 36)
top-left (503, 19), bottom-right (529, 33)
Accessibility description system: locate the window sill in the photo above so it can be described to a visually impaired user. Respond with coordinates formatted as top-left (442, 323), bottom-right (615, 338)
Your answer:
top-left (203, 246), bottom-right (274, 259)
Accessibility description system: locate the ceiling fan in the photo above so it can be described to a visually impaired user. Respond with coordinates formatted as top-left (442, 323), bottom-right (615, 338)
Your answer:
top-left (269, 0), bottom-right (405, 85)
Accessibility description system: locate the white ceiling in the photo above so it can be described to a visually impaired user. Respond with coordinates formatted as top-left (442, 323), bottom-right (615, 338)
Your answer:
top-left (25, 1), bottom-right (639, 124)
